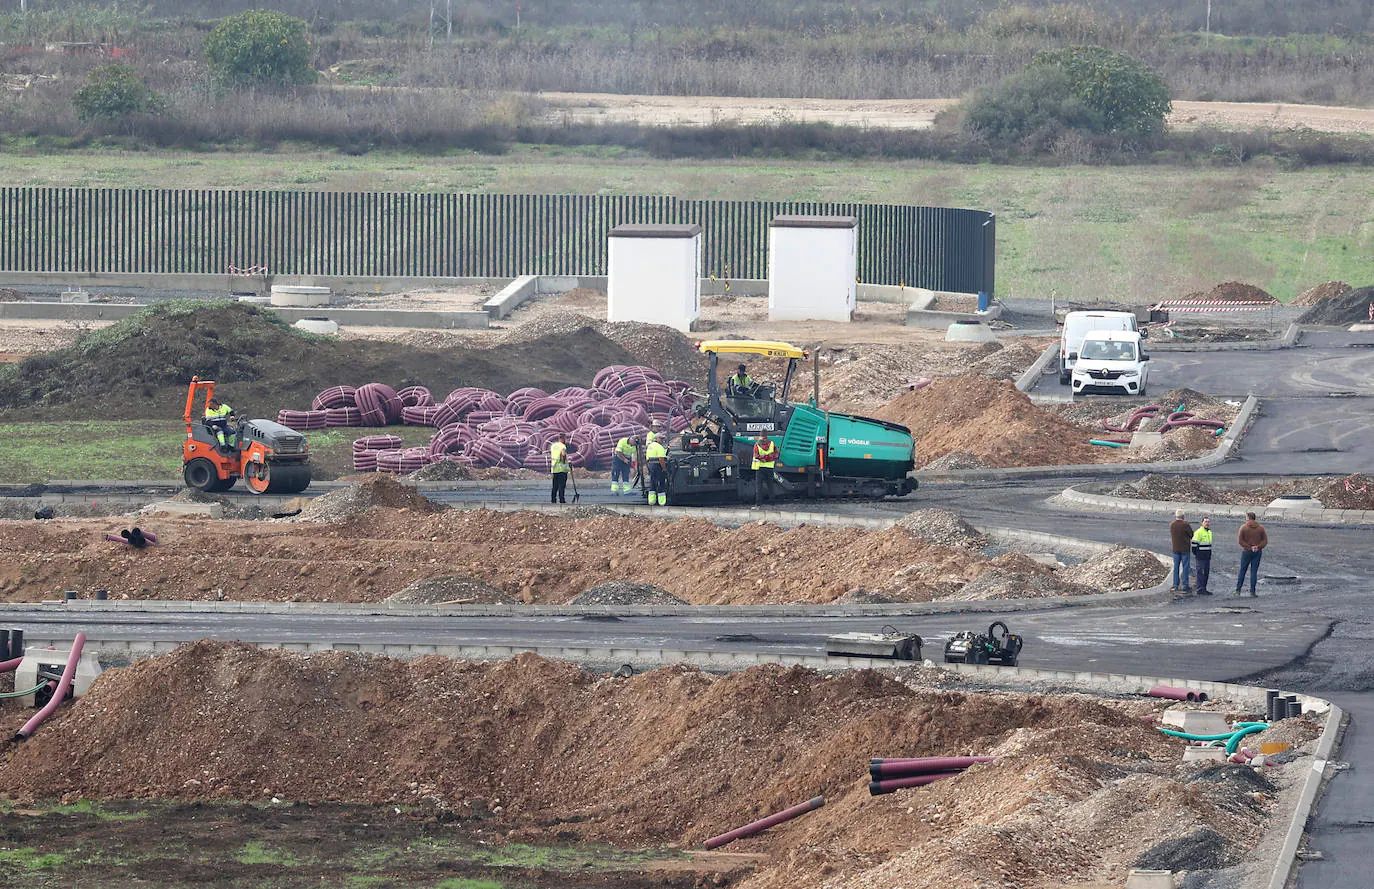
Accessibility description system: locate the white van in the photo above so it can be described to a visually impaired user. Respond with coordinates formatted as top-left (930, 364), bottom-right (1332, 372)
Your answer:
top-left (1071, 330), bottom-right (1150, 396)
top-left (1059, 311), bottom-right (1141, 384)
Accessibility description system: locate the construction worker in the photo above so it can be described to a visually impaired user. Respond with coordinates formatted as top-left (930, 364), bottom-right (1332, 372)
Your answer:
top-left (611, 435), bottom-right (637, 494)
top-left (645, 435), bottom-right (668, 506)
top-left (549, 432), bottom-right (569, 504)
top-left (204, 397), bottom-right (237, 450)
top-left (1191, 517), bottom-right (1213, 596)
top-left (728, 363), bottom-right (754, 394)
top-left (646, 419), bottom-right (663, 447)
top-left (752, 433), bottom-right (778, 507)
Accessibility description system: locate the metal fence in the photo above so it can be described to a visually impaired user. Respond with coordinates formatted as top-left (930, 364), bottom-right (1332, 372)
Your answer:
top-left (0, 188), bottom-right (995, 293)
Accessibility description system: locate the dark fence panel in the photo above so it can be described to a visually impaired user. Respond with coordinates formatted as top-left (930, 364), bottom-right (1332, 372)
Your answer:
top-left (0, 188), bottom-right (995, 293)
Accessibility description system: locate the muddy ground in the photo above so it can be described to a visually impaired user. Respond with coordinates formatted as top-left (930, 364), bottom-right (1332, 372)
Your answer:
top-left (0, 799), bottom-right (735, 889)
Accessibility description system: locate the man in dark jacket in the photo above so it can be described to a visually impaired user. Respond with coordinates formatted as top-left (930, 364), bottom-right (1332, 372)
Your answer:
top-left (1236, 512), bottom-right (1268, 597)
top-left (1169, 509), bottom-right (1193, 593)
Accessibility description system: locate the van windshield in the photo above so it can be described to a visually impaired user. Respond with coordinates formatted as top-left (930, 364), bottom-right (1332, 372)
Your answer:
top-left (1080, 339), bottom-right (1137, 361)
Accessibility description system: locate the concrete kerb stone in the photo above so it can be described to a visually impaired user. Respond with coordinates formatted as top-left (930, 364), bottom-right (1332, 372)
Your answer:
top-left (1057, 485), bottom-right (1374, 527)
top-left (1016, 342), bottom-right (1059, 392)
top-left (916, 394), bottom-right (1260, 483)
top-left (482, 275), bottom-right (537, 319)
top-left (1269, 702), bottom-right (1345, 889)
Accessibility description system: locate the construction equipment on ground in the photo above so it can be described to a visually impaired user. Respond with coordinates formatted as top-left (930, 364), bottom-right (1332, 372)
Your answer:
top-left (649, 340), bottom-right (917, 505)
top-left (943, 621), bottom-right (1023, 666)
top-left (825, 627), bottom-right (923, 660)
top-left (182, 377), bottom-right (312, 495)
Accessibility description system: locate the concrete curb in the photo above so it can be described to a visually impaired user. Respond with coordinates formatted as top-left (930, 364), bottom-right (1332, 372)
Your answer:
top-left (1269, 702), bottom-right (1345, 889)
top-left (1015, 342), bottom-right (1059, 392)
top-left (1057, 485), bottom-right (1374, 526)
top-left (1148, 321), bottom-right (1301, 353)
top-left (917, 394), bottom-right (1260, 482)
top-left (482, 275), bottom-right (536, 318)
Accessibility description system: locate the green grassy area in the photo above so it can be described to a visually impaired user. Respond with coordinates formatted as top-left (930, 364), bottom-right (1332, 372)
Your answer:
top-left (1, 147), bottom-right (1369, 301)
top-left (0, 419), bottom-right (435, 483)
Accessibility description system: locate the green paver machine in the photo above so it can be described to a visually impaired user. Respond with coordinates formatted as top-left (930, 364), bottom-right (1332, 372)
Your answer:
top-left (655, 340), bottom-right (917, 505)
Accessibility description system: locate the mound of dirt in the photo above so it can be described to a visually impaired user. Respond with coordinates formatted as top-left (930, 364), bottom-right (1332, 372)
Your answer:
top-left (570, 581), bottom-right (687, 606)
top-left (298, 476), bottom-right (440, 522)
top-left (501, 311), bottom-right (706, 384)
top-left (952, 554), bottom-right (1095, 600)
top-left (1181, 282), bottom-right (1277, 303)
top-left (877, 375), bottom-right (1106, 468)
top-left (894, 509), bottom-right (988, 549)
top-left (387, 574), bottom-right (515, 605)
top-left (0, 642), bottom-right (1269, 889)
top-left (1111, 474), bottom-right (1226, 503)
top-left (404, 460), bottom-right (473, 482)
top-left (1292, 281), bottom-right (1352, 306)
top-left (0, 301), bottom-right (636, 420)
top-left (1313, 473), bottom-right (1374, 510)
top-left (1298, 285), bottom-right (1374, 325)
top-left (1059, 546), bottom-right (1167, 591)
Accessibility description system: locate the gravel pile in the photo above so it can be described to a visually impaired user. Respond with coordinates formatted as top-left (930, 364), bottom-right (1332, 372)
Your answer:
top-left (921, 451), bottom-right (993, 471)
top-left (298, 476), bottom-right (440, 522)
top-left (950, 564), bottom-right (1092, 600)
top-left (1059, 546), bottom-right (1166, 591)
top-left (386, 574), bottom-right (515, 605)
top-left (570, 581), bottom-right (688, 606)
top-left (500, 311), bottom-right (707, 384)
top-left (894, 509), bottom-right (987, 549)
top-left (1111, 474), bottom-right (1225, 503)
top-left (404, 460), bottom-right (473, 482)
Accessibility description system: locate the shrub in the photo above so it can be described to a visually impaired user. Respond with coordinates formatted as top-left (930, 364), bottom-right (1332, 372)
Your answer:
top-left (71, 63), bottom-right (164, 122)
top-left (1029, 45), bottom-right (1171, 136)
top-left (962, 64), bottom-right (1104, 147)
top-left (203, 9), bottom-right (316, 87)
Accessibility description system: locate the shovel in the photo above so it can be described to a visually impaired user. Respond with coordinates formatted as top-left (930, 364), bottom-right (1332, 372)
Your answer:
top-left (570, 465), bottom-right (581, 503)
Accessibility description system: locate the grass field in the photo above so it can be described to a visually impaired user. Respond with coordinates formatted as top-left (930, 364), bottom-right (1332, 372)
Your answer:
top-left (0, 420), bottom-right (434, 483)
top-left (3, 146), bottom-right (1369, 302)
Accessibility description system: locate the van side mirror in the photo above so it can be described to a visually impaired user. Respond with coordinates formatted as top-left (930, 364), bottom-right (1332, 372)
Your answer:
top-left (1141, 353), bottom-right (1150, 362)
top-left (1067, 352), bottom-right (1078, 361)
top-left (1140, 328), bottom-right (1149, 338)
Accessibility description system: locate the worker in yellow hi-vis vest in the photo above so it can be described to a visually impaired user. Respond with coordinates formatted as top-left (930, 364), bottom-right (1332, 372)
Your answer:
top-left (752, 434), bottom-right (777, 507)
top-left (549, 432), bottom-right (569, 504)
top-left (645, 437), bottom-right (668, 506)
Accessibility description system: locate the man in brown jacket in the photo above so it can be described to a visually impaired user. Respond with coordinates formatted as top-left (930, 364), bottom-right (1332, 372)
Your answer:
top-left (1169, 509), bottom-right (1193, 593)
top-left (1236, 512), bottom-right (1268, 597)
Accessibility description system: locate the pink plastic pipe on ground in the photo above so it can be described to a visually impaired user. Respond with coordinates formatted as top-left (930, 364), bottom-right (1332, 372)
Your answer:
top-left (14, 632), bottom-right (85, 742)
top-left (703, 796), bottom-right (825, 849)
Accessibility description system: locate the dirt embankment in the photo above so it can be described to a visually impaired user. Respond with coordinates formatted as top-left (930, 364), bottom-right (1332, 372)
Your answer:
top-left (0, 642), bottom-right (1282, 889)
top-left (0, 495), bottom-right (1161, 604)
top-left (0, 302), bottom-right (637, 421)
top-left (1298, 285), bottom-right (1374, 325)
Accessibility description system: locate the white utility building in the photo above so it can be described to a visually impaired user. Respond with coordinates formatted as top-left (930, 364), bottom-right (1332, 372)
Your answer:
top-left (607, 223), bottom-right (702, 333)
top-left (768, 215), bottom-right (858, 322)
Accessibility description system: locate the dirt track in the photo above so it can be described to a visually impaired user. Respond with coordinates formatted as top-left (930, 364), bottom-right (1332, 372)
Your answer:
top-left (538, 92), bottom-right (1374, 135)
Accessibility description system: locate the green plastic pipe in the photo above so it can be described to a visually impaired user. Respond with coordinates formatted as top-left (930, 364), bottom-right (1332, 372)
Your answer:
top-left (1089, 439), bottom-right (1128, 448)
top-left (1225, 724), bottom-right (1268, 754)
top-left (0, 682), bottom-right (50, 699)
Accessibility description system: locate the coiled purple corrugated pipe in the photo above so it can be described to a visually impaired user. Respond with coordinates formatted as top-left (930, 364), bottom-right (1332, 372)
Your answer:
top-left (14, 632), bottom-right (85, 742)
top-left (325, 407), bottom-right (364, 427)
top-left (396, 385), bottom-right (434, 407)
top-left (311, 386), bottom-right (357, 410)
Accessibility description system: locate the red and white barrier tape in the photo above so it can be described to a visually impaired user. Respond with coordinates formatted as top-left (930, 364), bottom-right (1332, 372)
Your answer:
top-left (227, 264), bottom-right (269, 276)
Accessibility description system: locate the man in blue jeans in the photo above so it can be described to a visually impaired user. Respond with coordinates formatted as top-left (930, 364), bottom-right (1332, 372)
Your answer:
top-left (1169, 509), bottom-right (1193, 593)
top-left (1236, 512), bottom-right (1268, 597)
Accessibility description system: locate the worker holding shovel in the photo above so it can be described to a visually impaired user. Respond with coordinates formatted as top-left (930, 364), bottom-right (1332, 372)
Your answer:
top-left (549, 433), bottom-right (570, 505)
